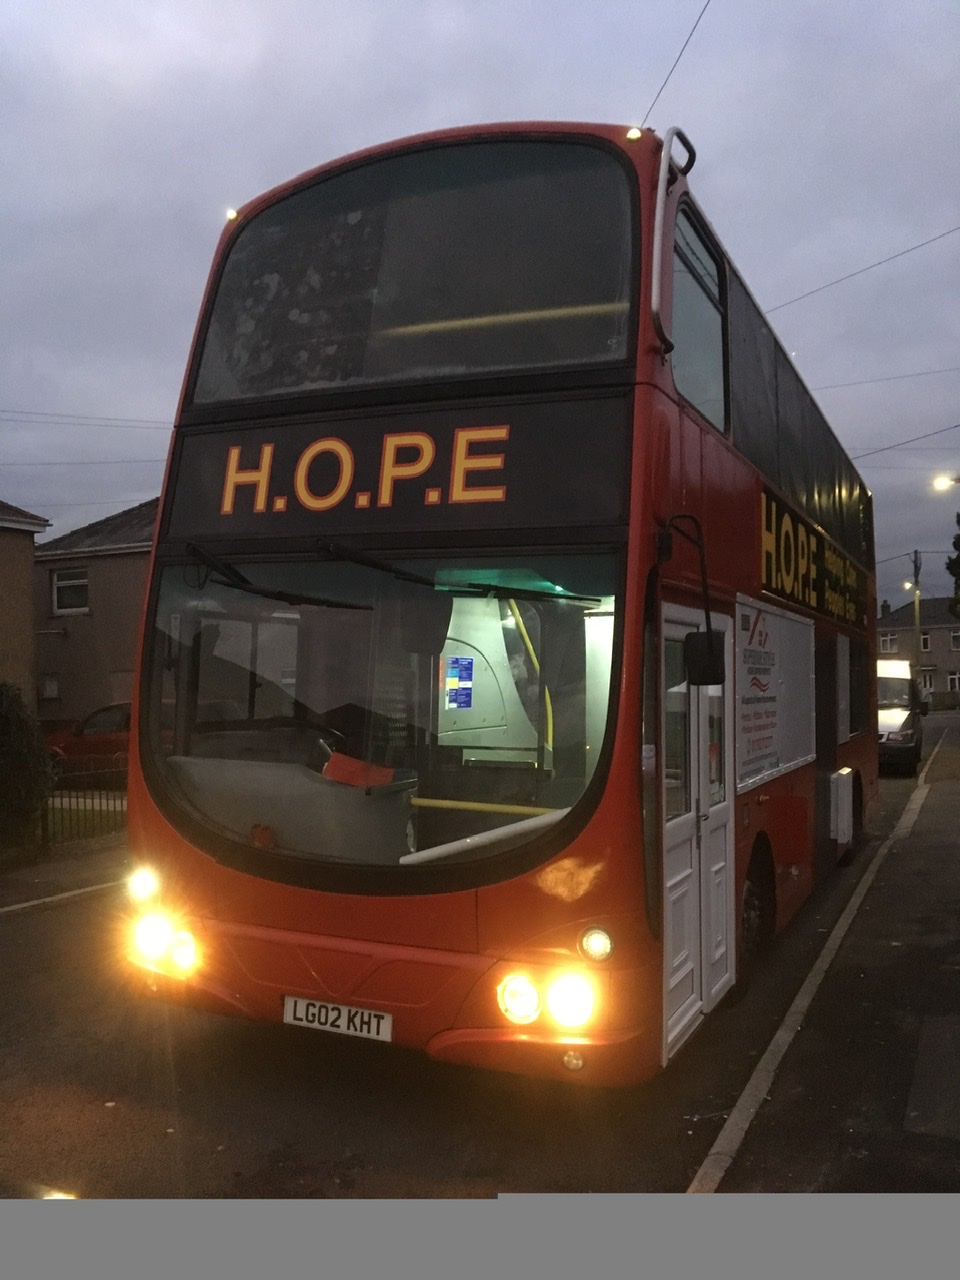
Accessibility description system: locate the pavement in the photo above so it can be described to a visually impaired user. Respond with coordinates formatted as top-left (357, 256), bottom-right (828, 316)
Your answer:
top-left (2, 724), bottom-right (960, 1193)
top-left (0, 836), bottom-right (130, 912)
top-left (715, 721), bottom-right (960, 1192)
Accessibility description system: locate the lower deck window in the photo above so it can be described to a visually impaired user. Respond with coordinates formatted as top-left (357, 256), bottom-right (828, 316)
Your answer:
top-left (145, 550), bottom-right (618, 874)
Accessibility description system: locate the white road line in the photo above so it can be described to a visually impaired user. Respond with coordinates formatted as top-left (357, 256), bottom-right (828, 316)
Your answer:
top-left (686, 734), bottom-right (944, 1194)
top-left (0, 880), bottom-right (124, 916)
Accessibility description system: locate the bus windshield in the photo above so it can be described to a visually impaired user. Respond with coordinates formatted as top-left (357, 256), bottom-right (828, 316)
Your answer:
top-left (192, 140), bottom-right (634, 402)
top-left (144, 550), bottom-right (617, 872)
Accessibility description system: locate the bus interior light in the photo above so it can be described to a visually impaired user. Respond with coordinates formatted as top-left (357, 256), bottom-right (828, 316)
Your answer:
top-left (497, 973), bottom-right (542, 1025)
top-left (545, 973), bottom-right (595, 1028)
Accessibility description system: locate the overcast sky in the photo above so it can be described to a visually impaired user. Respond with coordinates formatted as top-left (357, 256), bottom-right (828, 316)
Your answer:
top-left (2, 0), bottom-right (958, 607)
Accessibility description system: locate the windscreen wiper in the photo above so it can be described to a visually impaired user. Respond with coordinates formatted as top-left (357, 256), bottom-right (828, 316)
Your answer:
top-left (186, 543), bottom-right (371, 611)
top-left (317, 539), bottom-right (437, 587)
top-left (444, 581), bottom-right (602, 605)
top-left (318, 539), bottom-right (600, 604)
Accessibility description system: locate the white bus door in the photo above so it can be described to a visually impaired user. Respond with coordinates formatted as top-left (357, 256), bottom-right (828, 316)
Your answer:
top-left (662, 610), bottom-right (734, 1062)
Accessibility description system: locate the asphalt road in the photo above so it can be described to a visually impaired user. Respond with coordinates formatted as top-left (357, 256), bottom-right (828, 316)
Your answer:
top-left (0, 720), bottom-right (954, 1199)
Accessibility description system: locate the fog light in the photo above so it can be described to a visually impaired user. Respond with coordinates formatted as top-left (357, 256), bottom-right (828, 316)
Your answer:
top-left (579, 927), bottom-right (613, 962)
top-left (133, 913), bottom-right (174, 963)
top-left (563, 1050), bottom-right (585, 1071)
top-left (127, 866), bottom-right (160, 903)
top-left (170, 930), bottom-right (198, 973)
top-left (497, 973), bottom-right (541, 1025)
top-left (546, 973), bottom-right (595, 1028)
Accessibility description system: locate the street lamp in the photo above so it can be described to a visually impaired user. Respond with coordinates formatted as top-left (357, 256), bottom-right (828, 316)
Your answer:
top-left (933, 474), bottom-right (960, 491)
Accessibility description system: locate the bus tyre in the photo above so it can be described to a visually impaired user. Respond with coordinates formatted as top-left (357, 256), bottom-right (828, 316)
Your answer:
top-left (735, 848), bottom-right (775, 995)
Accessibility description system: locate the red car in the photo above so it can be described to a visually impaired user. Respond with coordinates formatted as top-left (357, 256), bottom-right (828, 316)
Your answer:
top-left (46, 703), bottom-right (131, 776)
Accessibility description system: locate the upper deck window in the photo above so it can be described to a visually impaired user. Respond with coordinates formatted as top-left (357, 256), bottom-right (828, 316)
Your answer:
top-left (192, 141), bottom-right (635, 403)
top-left (671, 209), bottom-right (725, 430)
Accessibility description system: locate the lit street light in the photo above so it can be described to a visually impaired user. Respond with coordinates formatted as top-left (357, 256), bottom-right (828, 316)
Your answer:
top-left (933, 474), bottom-right (960, 491)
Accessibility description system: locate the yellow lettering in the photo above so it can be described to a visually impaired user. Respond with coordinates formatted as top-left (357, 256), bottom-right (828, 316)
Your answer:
top-left (779, 514), bottom-right (795, 595)
top-left (221, 444), bottom-right (274, 515)
top-left (761, 492), bottom-right (777, 589)
top-left (378, 432), bottom-right (436, 507)
top-left (294, 438), bottom-right (354, 511)
top-left (449, 425), bottom-right (509, 504)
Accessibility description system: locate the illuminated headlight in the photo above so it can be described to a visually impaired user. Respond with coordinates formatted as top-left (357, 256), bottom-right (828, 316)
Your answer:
top-left (134, 913), bottom-right (174, 962)
top-left (127, 865), bottom-right (160, 902)
top-left (170, 930), bottom-right (198, 972)
top-left (546, 973), bottom-right (595, 1029)
top-left (132, 913), bottom-right (199, 975)
top-left (579, 927), bottom-right (613, 962)
top-left (497, 973), bottom-right (541, 1025)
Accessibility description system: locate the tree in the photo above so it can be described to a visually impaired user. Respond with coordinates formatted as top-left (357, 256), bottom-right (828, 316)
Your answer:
top-left (0, 682), bottom-right (52, 852)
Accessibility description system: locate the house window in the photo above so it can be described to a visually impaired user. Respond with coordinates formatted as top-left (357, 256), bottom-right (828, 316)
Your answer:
top-left (39, 676), bottom-right (60, 701)
top-left (52, 567), bottom-right (89, 615)
top-left (920, 669), bottom-right (934, 693)
top-left (951, 631), bottom-right (960, 650)
top-left (879, 633), bottom-right (898, 653)
top-left (948, 672), bottom-right (960, 693)
top-left (920, 631), bottom-right (930, 652)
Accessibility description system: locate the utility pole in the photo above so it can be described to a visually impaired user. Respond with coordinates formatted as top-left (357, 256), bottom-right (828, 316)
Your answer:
top-left (912, 549), bottom-right (922, 666)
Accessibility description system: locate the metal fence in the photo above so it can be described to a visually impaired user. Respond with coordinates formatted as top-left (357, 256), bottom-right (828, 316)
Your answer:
top-left (38, 758), bottom-right (128, 849)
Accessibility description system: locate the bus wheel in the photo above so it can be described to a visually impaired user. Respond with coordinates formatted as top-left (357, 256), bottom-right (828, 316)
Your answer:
top-left (735, 845), bottom-right (775, 994)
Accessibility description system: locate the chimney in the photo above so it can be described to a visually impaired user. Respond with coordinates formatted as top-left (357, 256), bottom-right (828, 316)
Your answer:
top-left (880, 599), bottom-right (891, 618)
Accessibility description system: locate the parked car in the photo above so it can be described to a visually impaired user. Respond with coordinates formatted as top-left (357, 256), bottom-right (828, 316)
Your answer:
top-left (45, 702), bottom-right (132, 777)
top-left (46, 699), bottom-right (248, 778)
top-left (877, 659), bottom-right (927, 775)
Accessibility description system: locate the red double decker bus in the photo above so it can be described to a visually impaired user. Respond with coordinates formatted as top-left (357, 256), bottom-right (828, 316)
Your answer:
top-left (125, 122), bottom-right (877, 1086)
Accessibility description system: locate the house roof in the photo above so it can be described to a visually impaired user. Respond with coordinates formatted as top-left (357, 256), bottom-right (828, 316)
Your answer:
top-left (879, 596), bottom-right (959, 628)
top-left (35, 497), bottom-right (159, 558)
top-left (0, 497), bottom-right (50, 533)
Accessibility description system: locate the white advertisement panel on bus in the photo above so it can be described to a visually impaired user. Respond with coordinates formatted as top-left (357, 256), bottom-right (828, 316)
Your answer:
top-left (735, 596), bottom-right (815, 791)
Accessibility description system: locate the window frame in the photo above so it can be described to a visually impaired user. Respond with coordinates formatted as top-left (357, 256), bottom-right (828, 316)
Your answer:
top-left (51, 566), bottom-right (89, 616)
top-left (669, 203), bottom-right (728, 433)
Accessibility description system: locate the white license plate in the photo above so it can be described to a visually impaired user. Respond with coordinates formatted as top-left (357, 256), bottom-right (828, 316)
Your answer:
top-left (283, 995), bottom-right (393, 1042)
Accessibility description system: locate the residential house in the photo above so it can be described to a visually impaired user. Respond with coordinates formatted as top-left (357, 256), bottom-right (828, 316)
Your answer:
top-left (0, 499), bottom-right (51, 710)
top-left (34, 499), bottom-right (159, 728)
top-left (877, 596), bottom-right (960, 709)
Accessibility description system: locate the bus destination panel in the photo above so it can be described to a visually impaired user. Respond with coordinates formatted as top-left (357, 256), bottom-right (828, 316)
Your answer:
top-left (166, 396), bottom-right (632, 540)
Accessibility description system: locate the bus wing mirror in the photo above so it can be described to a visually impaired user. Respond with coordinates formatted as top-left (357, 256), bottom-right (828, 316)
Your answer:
top-left (685, 631), bottom-right (725, 686)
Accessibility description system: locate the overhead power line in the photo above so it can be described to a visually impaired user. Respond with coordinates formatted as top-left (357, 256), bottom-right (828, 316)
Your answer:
top-left (766, 225), bottom-right (960, 313)
top-left (0, 458), bottom-right (165, 468)
top-left (641, 0), bottom-right (713, 127)
top-left (813, 366), bottom-right (960, 392)
top-left (851, 422), bottom-right (960, 461)
top-left (0, 408), bottom-right (171, 430)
